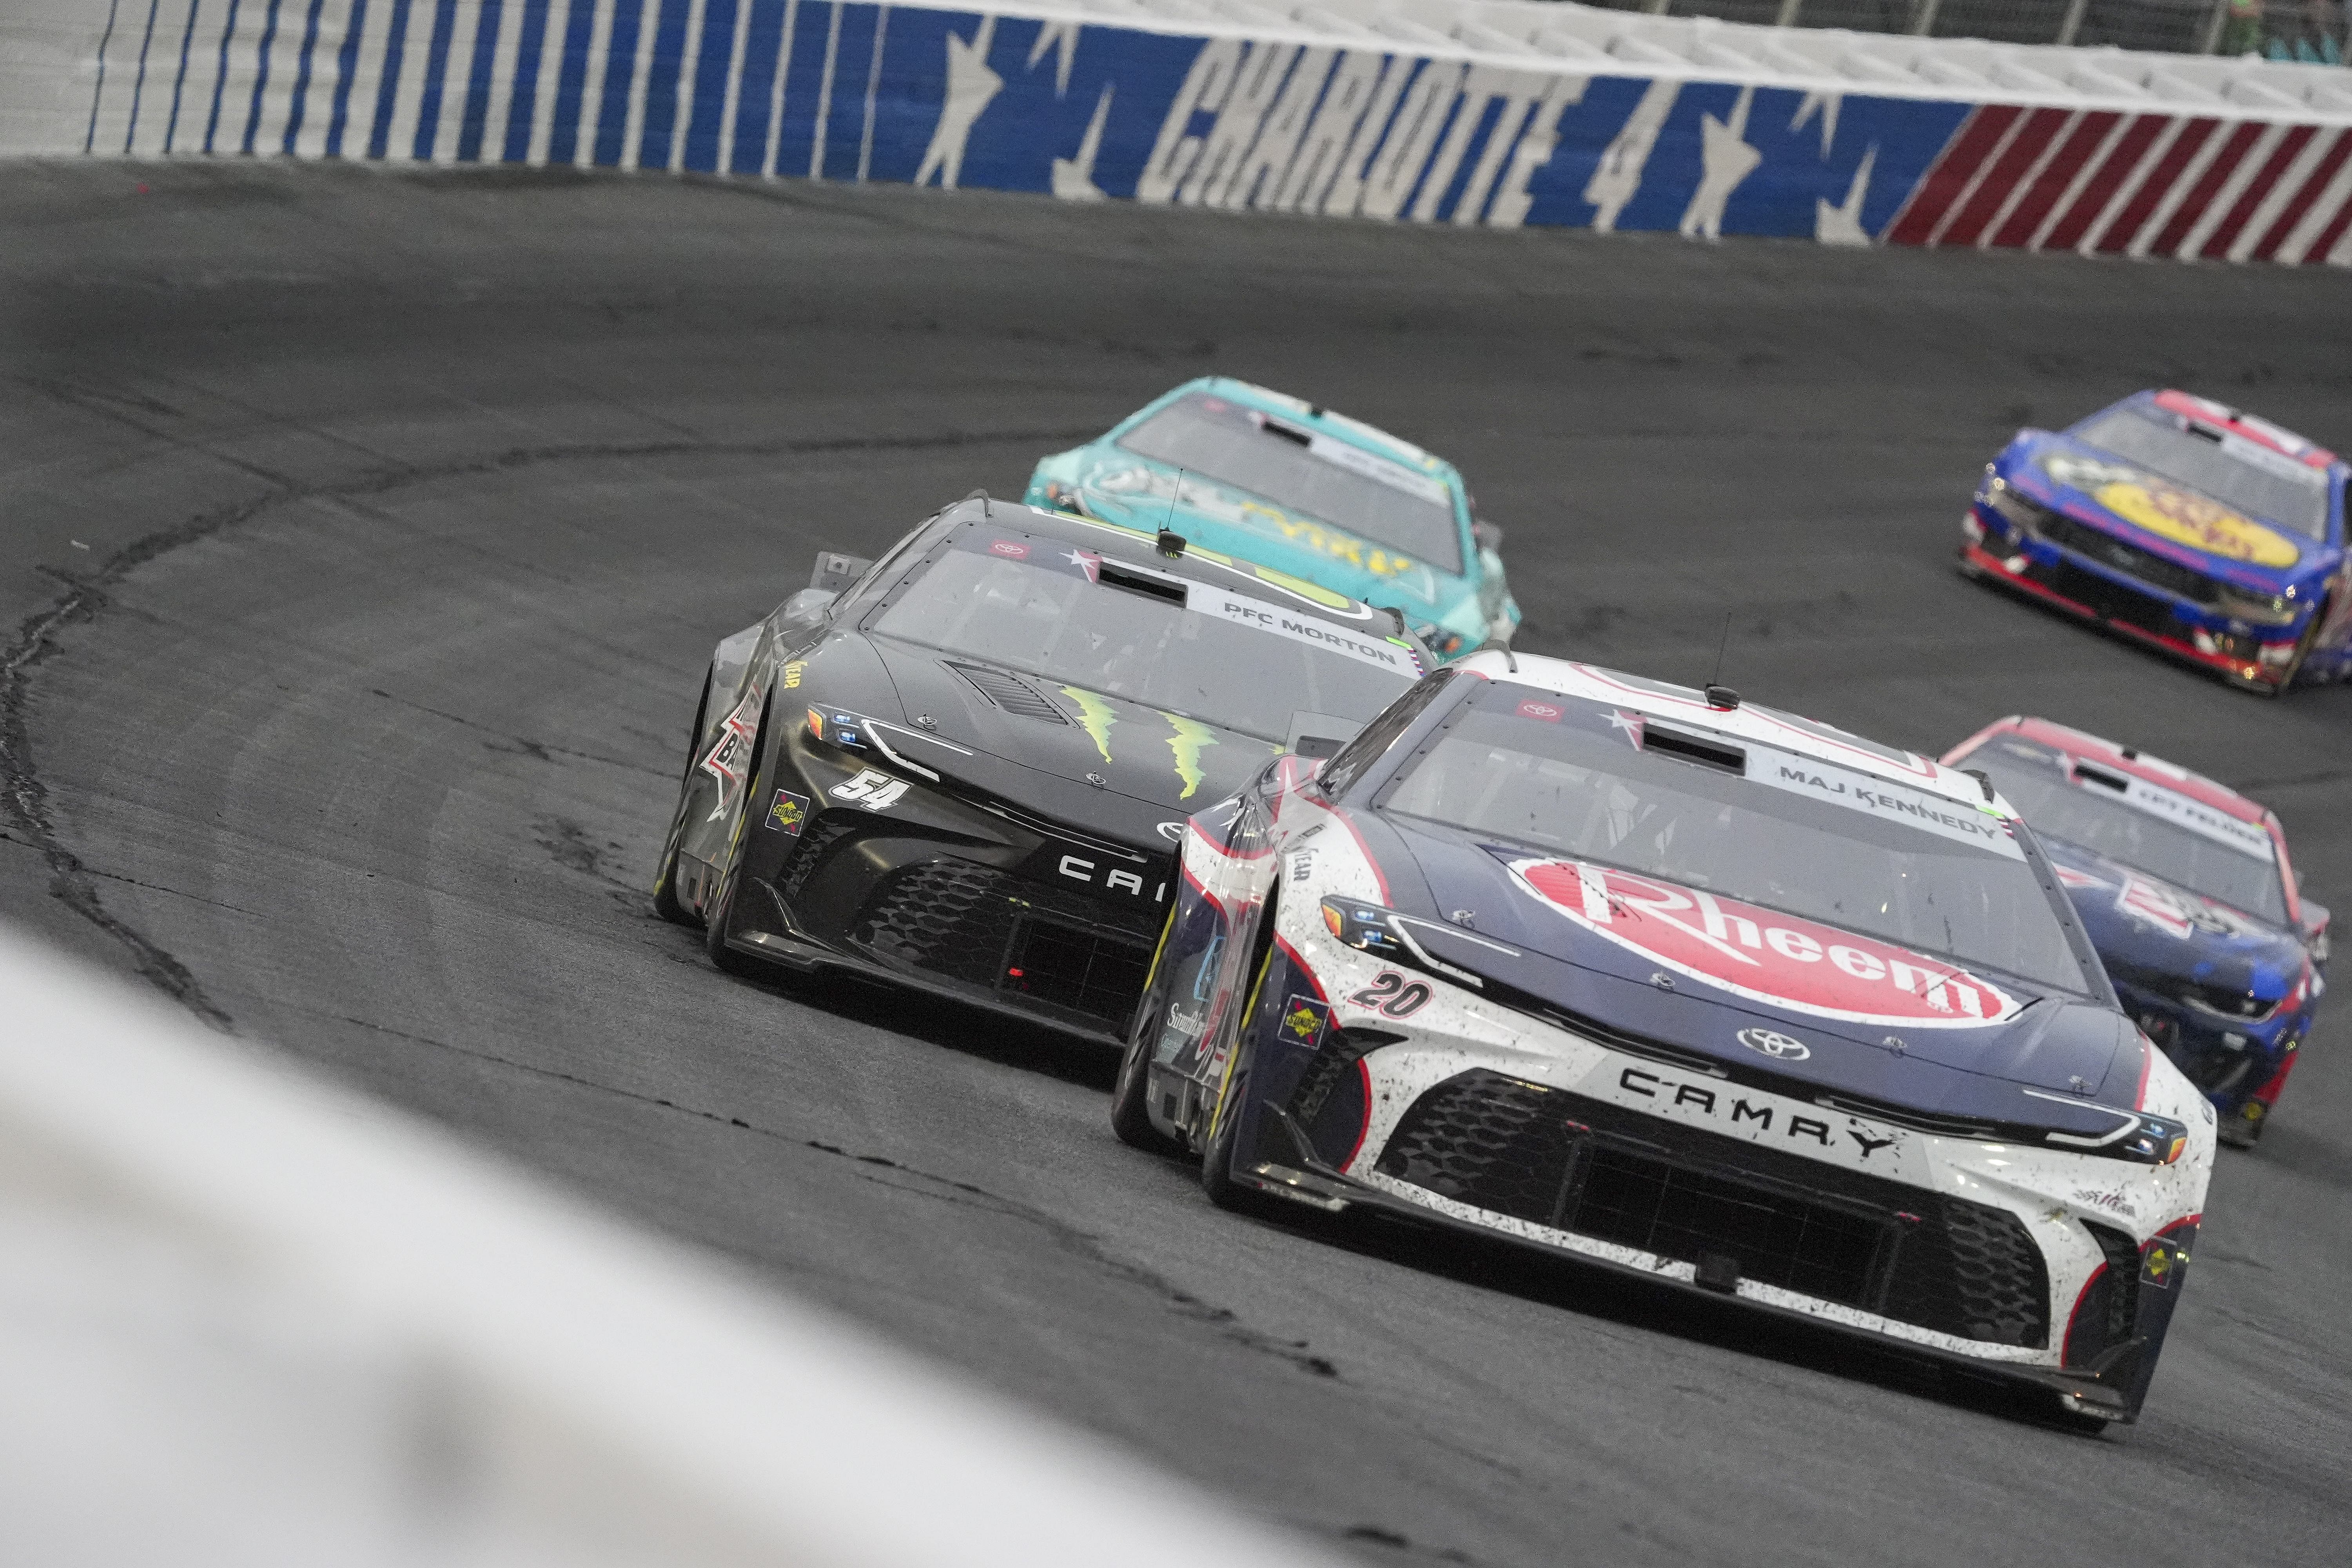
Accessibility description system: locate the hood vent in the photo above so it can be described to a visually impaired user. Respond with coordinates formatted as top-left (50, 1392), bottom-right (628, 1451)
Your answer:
top-left (1642, 725), bottom-right (1746, 776)
top-left (948, 662), bottom-right (1069, 724)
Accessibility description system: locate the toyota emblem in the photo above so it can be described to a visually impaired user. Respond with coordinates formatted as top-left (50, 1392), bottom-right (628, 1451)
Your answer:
top-left (1735, 1027), bottom-right (1811, 1061)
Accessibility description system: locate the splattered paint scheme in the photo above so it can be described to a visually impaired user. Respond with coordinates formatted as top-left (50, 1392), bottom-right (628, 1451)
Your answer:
top-left (1120, 650), bottom-right (2212, 1427)
top-left (1962, 389), bottom-right (2352, 693)
top-left (1943, 716), bottom-right (2329, 1148)
top-left (653, 495), bottom-right (1423, 1047)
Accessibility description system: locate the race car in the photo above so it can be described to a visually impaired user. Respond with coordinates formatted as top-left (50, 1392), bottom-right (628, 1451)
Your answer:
top-left (1959, 388), bottom-right (2352, 695)
top-left (1025, 378), bottom-right (1518, 662)
top-left (1118, 652), bottom-right (2214, 1424)
top-left (1942, 717), bottom-right (2329, 1150)
top-left (652, 494), bottom-right (1429, 1044)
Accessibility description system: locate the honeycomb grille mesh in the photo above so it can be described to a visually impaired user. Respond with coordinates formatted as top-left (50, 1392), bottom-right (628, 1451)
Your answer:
top-left (1376, 1070), bottom-right (2050, 1347)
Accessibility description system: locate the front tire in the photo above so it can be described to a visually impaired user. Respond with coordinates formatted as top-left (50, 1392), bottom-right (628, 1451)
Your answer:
top-left (652, 670), bottom-right (715, 926)
top-left (704, 699), bottom-right (780, 979)
top-left (1112, 1015), bottom-right (1183, 1155)
top-left (1198, 1060), bottom-right (1266, 1212)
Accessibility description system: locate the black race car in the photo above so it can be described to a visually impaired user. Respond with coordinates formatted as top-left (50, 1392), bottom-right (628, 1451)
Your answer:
top-left (653, 494), bottom-right (1431, 1042)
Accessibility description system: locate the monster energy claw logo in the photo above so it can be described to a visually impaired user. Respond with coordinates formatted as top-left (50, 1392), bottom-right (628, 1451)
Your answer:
top-left (1167, 714), bottom-right (1219, 800)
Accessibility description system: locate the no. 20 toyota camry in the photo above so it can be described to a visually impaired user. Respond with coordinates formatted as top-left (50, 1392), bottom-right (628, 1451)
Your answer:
top-left (1116, 652), bottom-right (2214, 1424)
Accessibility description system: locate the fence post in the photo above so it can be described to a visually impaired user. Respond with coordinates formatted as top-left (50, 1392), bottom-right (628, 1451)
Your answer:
top-left (2201, 0), bottom-right (2231, 52)
top-left (1910, 0), bottom-right (1940, 36)
top-left (2055, 0), bottom-right (2091, 43)
top-left (1777, 0), bottom-right (1805, 26)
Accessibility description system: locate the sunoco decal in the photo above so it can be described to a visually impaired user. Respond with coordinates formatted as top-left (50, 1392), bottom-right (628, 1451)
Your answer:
top-left (1507, 858), bottom-right (2023, 1029)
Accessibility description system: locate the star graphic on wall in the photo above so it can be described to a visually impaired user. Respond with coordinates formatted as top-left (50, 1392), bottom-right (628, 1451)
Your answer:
top-left (915, 17), bottom-right (1002, 189)
top-left (1606, 710), bottom-right (1646, 745)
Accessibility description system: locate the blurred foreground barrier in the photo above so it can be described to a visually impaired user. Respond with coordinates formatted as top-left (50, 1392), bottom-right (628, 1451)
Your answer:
top-left (9, 0), bottom-right (2352, 261)
top-left (0, 927), bottom-right (1344, 1568)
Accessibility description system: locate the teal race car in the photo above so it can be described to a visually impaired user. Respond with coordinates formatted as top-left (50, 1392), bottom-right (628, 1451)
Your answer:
top-left (1026, 379), bottom-right (1518, 661)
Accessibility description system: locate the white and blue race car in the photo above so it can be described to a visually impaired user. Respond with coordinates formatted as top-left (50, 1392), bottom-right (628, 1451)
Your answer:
top-left (1116, 651), bottom-right (2213, 1425)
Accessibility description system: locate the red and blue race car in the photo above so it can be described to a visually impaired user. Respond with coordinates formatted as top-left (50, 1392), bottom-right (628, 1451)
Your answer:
top-left (1942, 717), bottom-right (2329, 1149)
top-left (1960, 390), bottom-right (2352, 695)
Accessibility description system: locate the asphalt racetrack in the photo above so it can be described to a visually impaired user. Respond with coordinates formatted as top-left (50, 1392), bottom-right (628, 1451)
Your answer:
top-left (6, 159), bottom-right (2350, 1566)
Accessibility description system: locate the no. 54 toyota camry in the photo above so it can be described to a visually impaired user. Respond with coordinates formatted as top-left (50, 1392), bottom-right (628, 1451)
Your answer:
top-left (652, 495), bottom-right (1427, 1043)
top-left (1117, 652), bottom-right (2213, 1425)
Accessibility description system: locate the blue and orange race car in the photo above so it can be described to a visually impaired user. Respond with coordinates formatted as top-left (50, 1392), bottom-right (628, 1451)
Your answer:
top-left (1959, 390), bottom-right (2352, 695)
top-left (1943, 717), bottom-right (2330, 1148)
top-left (1026, 379), bottom-right (1518, 661)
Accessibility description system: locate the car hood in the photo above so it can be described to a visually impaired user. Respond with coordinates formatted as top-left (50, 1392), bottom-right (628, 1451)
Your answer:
top-left (1059, 445), bottom-right (1469, 614)
top-left (2040, 835), bottom-right (2308, 1001)
top-left (868, 637), bottom-right (1281, 815)
top-left (1357, 812), bottom-right (2143, 1123)
top-left (2003, 429), bottom-right (2337, 588)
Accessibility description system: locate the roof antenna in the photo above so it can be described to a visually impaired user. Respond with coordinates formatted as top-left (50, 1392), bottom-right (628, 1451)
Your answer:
top-left (1157, 467), bottom-right (1188, 558)
top-left (1704, 613), bottom-right (1740, 710)
top-left (964, 486), bottom-right (991, 519)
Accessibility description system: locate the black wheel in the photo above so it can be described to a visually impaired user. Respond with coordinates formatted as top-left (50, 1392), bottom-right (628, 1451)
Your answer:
top-left (704, 698), bottom-right (780, 979)
top-left (2265, 599), bottom-right (2330, 697)
top-left (1201, 941), bottom-right (1282, 1212)
top-left (1198, 1058), bottom-right (1267, 1212)
top-left (652, 670), bottom-right (714, 926)
top-left (1111, 1026), bottom-right (1183, 1155)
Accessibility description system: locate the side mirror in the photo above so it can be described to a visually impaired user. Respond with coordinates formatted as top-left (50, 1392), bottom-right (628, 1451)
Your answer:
top-left (2298, 898), bottom-right (2330, 965)
top-left (1472, 519), bottom-right (1504, 552)
top-left (810, 550), bottom-right (873, 596)
top-left (777, 587), bottom-right (838, 637)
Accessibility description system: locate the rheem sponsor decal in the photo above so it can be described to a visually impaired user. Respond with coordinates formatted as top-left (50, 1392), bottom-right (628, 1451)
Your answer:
top-left (1507, 858), bottom-right (2022, 1029)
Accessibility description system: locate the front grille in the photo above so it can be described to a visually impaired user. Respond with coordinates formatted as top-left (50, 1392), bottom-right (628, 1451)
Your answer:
top-left (851, 858), bottom-right (1158, 1024)
top-left (2031, 558), bottom-right (2178, 636)
top-left (1375, 1071), bottom-right (2049, 1347)
top-left (2063, 1221), bottom-right (2143, 1369)
top-left (1002, 917), bottom-right (1153, 1022)
top-left (2036, 514), bottom-right (2216, 604)
top-left (777, 817), bottom-right (860, 908)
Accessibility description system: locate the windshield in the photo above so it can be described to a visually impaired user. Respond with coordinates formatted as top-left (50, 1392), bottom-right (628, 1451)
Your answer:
top-left (869, 528), bottom-right (1423, 743)
top-left (1116, 393), bottom-right (1464, 573)
top-left (1381, 690), bottom-right (2093, 994)
top-left (2075, 408), bottom-right (2332, 539)
top-left (1960, 744), bottom-right (2287, 924)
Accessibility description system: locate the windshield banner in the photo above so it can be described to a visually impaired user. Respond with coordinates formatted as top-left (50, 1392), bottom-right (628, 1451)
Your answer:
top-left (1189, 586), bottom-right (1425, 677)
top-left (2069, 764), bottom-right (2278, 863)
top-left (1744, 743), bottom-right (2024, 860)
top-left (1506, 857), bottom-right (2026, 1029)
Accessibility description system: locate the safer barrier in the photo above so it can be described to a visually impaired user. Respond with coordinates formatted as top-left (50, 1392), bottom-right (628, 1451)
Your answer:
top-left (15, 0), bottom-right (2352, 262)
top-left (0, 924), bottom-right (1347, 1565)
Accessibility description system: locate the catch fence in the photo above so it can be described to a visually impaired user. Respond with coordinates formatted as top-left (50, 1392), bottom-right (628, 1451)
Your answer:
top-left (1588, 0), bottom-right (2349, 62)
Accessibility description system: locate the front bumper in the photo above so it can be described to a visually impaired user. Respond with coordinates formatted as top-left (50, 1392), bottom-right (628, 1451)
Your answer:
top-left (1227, 969), bottom-right (2205, 1419)
top-left (1959, 508), bottom-right (2306, 690)
top-left (2116, 981), bottom-right (2306, 1118)
top-left (713, 730), bottom-right (1169, 1043)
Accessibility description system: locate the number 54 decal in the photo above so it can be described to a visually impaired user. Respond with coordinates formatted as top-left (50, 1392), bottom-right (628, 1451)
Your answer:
top-left (830, 768), bottom-right (910, 811)
top-left (1348, 971), bottom-right (1431, 1018)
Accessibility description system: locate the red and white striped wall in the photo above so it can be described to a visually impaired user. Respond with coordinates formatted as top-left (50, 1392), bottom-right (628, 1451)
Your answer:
top-left (1886, 105), bottom-right (2352, 265)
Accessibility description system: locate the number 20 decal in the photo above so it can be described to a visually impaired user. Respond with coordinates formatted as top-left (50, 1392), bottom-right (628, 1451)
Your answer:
top-left (1348, 971), bottom-right (1431, 1018)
